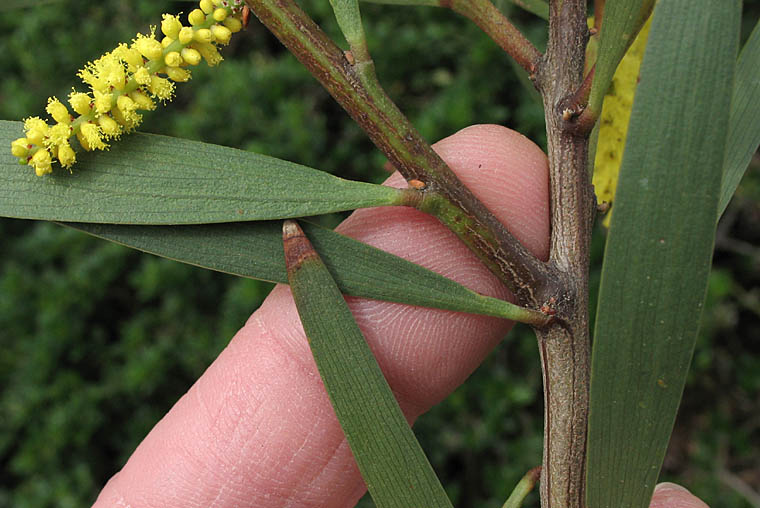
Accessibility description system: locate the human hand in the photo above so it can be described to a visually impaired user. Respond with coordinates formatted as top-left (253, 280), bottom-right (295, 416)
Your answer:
top-left (92, 125), bottom-right (705, 508)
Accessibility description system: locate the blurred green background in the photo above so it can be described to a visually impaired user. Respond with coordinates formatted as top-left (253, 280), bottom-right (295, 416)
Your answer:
top-left (1, 1), bottom-right (758, 507)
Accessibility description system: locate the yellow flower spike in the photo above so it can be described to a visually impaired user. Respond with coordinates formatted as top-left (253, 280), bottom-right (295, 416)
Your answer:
top-left (31, 149), bottom-right (53, 176)
top-left (200, 0), bottom-right (215, 14)
top-left (180, 47), bottom-right (202, 66)
top-left (57, 143), bottom-right (76, 168)
top-left (11, 138), bottom-right (30, 158)
top-left (165, 51), bottom-right (183, 67)
top-left (211, 24), bottom-right (232, 45)
top-left (14, 2), bottom-right (247, 174)
top-left (161, 14), bottom-right (183, 39)
top-left (213, 8), bottom-right (228, 22)
top-left (178, 26), bottom-right (195, 45)
top-left (188, 9), bottom-right (207, 26)
top-left (46, 98), bottom-right (72, 124)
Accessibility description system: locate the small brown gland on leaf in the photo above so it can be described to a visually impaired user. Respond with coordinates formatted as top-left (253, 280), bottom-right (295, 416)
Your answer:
top-left (344, 50), bottom-right (355, 65)
top-left (597, 201), bottom-right (610, 213)
top-left (408, 179), bottom-right (426, 190)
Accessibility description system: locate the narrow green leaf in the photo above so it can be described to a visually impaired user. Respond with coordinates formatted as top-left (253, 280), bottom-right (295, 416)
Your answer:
top-left (720, 18), bottom-right (760, 216)
top-left (0, 120), bottom-right (403, 224)
top-left (501, 466), bottom-right (541, 508)
top-left (66, 220), bottom-right (549, 324)
top-left (588, 0), bottom-right (655, 118)
top-left (587, 3), bottom-right (740, 508)
top-left (283, 220), bottom-right (453, 508)
top-left (329, 0), bottom-right (368, 54)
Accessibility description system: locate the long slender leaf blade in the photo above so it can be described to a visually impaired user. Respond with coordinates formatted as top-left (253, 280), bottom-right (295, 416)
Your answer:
top-left (719, 18), bottom-right (760, 216)
top-left (283, 220), bottom-right (453, 508)
top-left (0, 120), bottom-right (402, 224)
top-left (587, 2), bottom-right (740, 508)
top-left (66, 220), bottom-right (544, 323)
top-left (588, 0), bottom-right (655, 117)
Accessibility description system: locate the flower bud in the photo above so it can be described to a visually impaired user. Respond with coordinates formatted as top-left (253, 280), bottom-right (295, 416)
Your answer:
top-left (200, 0), bottom-right (214, 14)
top-left (178, 26), bottom-right (195, 45)
top-left (211, 24), bottom-right (232, 45)
top-left (11, 138), bottom-right (30, 158)
top-left (180, 47), bottom-right (202, 66)
top-left (194, 28), bottom-right (213, 43)
top-left (188, 9), bottom-right (206, 26)
top-left (165, 51), bottom-right (183, 67)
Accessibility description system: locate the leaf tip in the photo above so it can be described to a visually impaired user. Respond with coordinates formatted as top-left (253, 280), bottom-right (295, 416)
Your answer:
top-left (282, 219), bottom-right (318, 270)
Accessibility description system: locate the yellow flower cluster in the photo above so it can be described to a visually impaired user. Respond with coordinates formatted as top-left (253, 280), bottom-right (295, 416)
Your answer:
top-left (593, 16), bottom-right (652, 225)
top-left (11, 0), bottom-right (247, 176)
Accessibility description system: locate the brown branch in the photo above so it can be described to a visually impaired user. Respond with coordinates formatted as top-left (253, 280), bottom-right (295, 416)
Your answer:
top-left (245, 0), bottom-right (556, 307)
top-left (532, 0), bottom-right (595, 507)
top-left (448, 0), bottom-right (542, 75)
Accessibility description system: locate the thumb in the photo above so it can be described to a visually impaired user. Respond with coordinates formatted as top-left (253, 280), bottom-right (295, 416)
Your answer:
top-left (93, 124), bottom-right (550, 508)
top-left (651, 483), bottom-right (710, 508)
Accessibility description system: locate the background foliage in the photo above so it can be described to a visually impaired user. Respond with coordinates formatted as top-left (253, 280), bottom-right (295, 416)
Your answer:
top-left (0, 1), bottom-right (757, 507)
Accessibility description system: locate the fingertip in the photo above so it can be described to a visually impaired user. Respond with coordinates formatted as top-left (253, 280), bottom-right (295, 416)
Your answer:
top-left (432, 124), bottom-right (550, 260)
top-left (651, 482), bottom-right (709, 508)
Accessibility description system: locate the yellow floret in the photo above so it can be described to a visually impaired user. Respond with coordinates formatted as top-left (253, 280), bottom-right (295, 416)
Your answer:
top-left (31, 149), bottom-right (53, 176)
top-left (57, 143), bottom-right (76, 168)
top-left (46, 98), bottom-right (71, 124)
top-left (161, 14), bottom-right (183, 39)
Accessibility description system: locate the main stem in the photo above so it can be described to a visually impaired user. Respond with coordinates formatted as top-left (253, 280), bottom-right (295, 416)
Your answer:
top-left (533, 1), bottom-right (594, 507)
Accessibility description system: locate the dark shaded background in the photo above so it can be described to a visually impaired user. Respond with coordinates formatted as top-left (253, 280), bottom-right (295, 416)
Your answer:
top-left (1, 1), bottom-right (758, 507)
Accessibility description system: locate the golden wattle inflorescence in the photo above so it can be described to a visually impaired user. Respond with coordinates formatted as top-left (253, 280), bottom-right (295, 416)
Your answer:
top-left (10, 0), bottom-right (248, 176)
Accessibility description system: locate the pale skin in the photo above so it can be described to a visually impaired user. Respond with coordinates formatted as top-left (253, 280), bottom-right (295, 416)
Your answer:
top-left (93, 125), bottom-right (708, 508)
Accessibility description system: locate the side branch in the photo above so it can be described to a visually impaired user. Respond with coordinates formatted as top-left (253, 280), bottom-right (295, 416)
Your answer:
top-left (448, 0), bottom-right (542, 74)
top-left (245, 0), bottom-right (556, 306)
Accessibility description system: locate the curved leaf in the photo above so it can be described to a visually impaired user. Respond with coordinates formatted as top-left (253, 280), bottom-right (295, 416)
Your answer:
top-left (283, 220), bottom-right (453, 508)
top-left (588, 0), bottom-right (655, 118)
top-left (720, 17), bottom-right (760, 216)
top-left (66, 220), bottom-right (548, 324)
top-left (587, 2), bottom-right (740, 508)
top-left (0, 120), bottom-right (404, 224)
